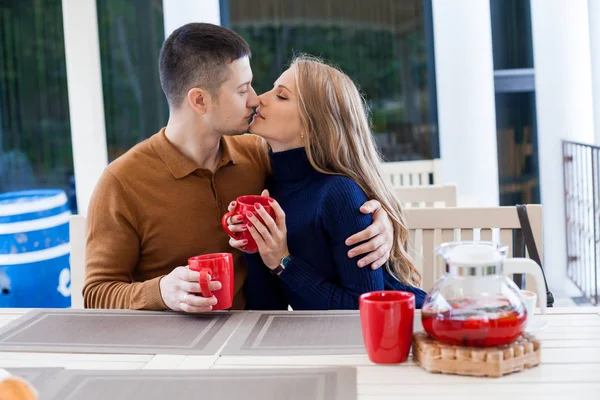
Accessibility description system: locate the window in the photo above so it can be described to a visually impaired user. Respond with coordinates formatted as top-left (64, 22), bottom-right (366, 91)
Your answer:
top-left (0, 0), bottom-right (74, 205)
top-left (226, 0), bottom-right (438, 161)
top-left (97, 0), bottom-right (168, 161)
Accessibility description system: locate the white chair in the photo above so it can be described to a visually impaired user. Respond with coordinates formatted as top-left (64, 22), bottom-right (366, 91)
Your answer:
top-left (404, 205), bottom-right (543, 302)
top-left (395, 184), bottom-right (457, 208)
top-left (380, 158), bottom-right (442, 187)
top-left (69, 215), bottom-right (87, 309)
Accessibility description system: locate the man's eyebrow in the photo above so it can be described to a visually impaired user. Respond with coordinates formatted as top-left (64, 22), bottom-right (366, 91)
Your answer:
top-left (236, 81), bottom-right (251, 89)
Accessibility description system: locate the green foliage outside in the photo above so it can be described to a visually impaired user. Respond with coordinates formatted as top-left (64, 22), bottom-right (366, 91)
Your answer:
top-left (0, 0), bottom-right (435, 198)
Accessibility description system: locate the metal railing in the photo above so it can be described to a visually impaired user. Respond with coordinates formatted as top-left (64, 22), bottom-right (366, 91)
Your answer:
top-left (563, 141), bottom-right (600, 305)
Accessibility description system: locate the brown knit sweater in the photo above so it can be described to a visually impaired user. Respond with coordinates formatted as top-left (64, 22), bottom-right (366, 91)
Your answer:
top-left (83, 129), bottom-right (269, 310)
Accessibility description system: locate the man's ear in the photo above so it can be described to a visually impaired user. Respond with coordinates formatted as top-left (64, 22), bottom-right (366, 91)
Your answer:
top-left (187, 88), bottom-right (211, 115)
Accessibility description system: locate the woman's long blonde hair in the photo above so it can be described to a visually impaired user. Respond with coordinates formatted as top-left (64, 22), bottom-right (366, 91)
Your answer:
top-left (291, 55), bottom-right (421, 287)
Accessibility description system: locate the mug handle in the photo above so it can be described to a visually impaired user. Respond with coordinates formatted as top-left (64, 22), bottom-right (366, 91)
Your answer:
top-left (222, 212), bottom-right (242, 240)
top-left (504, 258), bottom-right (547, 315)
top-left (199, 268), bottom-right (213, 298)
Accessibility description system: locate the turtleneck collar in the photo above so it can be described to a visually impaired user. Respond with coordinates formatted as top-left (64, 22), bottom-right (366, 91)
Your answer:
top-left (269, 147), bottom-right (316, 181)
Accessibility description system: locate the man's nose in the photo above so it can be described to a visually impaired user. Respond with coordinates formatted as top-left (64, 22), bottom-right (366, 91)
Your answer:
top-left (247, 86), bottom-right (259, 108)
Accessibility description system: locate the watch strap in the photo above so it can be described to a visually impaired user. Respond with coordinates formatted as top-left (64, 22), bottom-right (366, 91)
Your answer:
top-left (271, 254), bottom-right (291, 276)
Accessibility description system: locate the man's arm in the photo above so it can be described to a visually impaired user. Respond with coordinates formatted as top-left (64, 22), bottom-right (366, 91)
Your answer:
top-left (84, 169), bottom-right (220, 312)
top-left (83, 169), bottom-right (167, 310)
top-left (345, 200), bottom-right (393, 270)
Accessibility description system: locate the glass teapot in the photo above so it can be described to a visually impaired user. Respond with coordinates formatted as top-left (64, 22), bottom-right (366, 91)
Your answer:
top-left (421, 241), bottom-right (547, 347)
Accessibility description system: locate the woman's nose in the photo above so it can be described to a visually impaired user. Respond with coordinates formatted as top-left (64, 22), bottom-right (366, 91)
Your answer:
top-left (257, 93), bottom-right (266, 105)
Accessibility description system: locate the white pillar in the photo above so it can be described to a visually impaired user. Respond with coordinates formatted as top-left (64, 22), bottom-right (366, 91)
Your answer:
top-left (432, 0), bottom-right (499, 207)
top-left (530, 0), bottom-right (596, 291)
top-left (163, 0), bottom-right (221, 38)
top-left (61, 0), bottom-right (108, 215)
top-left (590, 0), bottom-right (600, 145)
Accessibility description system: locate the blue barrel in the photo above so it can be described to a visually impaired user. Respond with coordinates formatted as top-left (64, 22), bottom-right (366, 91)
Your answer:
top-left (0, 189), bottom-right (71, 307)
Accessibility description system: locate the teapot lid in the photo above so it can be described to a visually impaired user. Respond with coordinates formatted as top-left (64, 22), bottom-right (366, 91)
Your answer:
top-left (437, 242), bottom-right (508, 276)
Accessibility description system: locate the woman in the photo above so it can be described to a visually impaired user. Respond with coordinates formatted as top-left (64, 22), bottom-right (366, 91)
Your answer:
top-left (229, 55), bottom-right (425, 310)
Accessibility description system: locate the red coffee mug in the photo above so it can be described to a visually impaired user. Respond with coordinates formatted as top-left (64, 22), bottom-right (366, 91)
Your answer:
top-left (221, 195), bottom-right (276, 252)
top-left (359, 290), bottom-right (415, 364)
top-left (188, 253), bottom-right (234, 310)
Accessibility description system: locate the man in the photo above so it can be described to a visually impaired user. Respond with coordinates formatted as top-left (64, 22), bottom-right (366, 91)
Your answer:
top-left (84, 23), bottom-right (393, 312)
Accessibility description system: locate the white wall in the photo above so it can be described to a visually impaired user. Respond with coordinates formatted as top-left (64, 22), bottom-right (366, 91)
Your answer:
top-left (163, 0), bottom-right (221, 38)
top-left (590, 0), bottom-right (600, 145)
top-left (61, 0), bottom-right (108, 215)
top-left (431, 0), bottom-right (499, 207)
top-left (530, 0), bottom-right (596, 292)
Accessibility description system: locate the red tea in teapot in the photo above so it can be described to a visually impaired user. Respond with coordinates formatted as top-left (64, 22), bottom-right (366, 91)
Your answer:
top-left (421, 296), bottom-right (527, 347)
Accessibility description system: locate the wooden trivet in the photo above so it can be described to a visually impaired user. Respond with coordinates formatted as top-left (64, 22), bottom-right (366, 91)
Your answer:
top-left (412, 332), bottom-right (541, 378)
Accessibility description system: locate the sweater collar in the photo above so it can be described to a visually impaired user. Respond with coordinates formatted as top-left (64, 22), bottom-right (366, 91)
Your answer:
top-left (269, 147), bottom-right (316, 181)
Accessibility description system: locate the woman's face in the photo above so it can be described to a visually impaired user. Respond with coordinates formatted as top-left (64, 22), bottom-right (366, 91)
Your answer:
top-left (249, 67), bottom-right (304, 152)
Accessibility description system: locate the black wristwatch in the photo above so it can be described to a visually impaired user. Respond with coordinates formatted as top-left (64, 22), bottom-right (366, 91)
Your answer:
top-left (271, 254), bottom-right (291, 276)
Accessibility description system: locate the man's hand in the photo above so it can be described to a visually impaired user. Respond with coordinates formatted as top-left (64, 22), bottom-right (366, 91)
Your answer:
top-left (159, 266), bottom-right (222, 313)
top-left (227, 189), bottom-right (270, 253)
top-left (345, 200), bottom-right (393, 270)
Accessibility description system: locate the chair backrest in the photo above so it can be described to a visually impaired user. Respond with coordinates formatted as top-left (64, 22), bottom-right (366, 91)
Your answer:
top-left (380, 158), bottom-right (442, 187)
top-left (395, 184), bottom-right (457, 208)
top-left (404, 205), bottom-right (543, 297)
top-left (69, 214), bottom-right (87, 309)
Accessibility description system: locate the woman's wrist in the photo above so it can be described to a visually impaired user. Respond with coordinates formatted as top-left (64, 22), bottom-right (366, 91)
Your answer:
top-left (269, 252), bottom-right (291, 275)
top-left (266, 248), bottom-right (289, 269)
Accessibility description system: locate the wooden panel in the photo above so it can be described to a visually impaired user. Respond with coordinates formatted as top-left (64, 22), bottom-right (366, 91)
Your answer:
top-left (444, 185), bottom-right (457, 206)
top-left (500, 228), bottom-right (515, 282)
top-left (404, 206), bottom-right (542, 229)
top-left (525, 205), bottom-right (544, 296)
top-left (480, 228), bottom-right (493, 242)
top-left (395, 185), bottom-right (458, 208)
top-left (500, 229), bottom-right (514, 257)
top-left (408, 229), bottom-right (422, 284)
top-left (460, 229), bottom-right (474, 241)
top-left (421, 229), bottom-right (436, 291)
top-left (432, 229), bottom-right (446, 282)
top-left (441, 229), bottom-right (455, 244)
top-left (379, 159), bottom-right (438, 174)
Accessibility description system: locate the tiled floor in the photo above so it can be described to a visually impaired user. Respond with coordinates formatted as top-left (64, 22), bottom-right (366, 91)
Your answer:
top-left (551, 279), bottom-right (594, 307)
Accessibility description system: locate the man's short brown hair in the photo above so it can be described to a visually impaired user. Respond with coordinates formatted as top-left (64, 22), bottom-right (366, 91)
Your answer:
top-left (159, 23), bottom-right (251, 108)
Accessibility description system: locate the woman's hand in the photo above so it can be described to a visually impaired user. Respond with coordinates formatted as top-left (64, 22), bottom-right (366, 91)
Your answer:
top-left (245, 199), bottom-right (289, 270)
top-left (226, 189), bottom-right (270, 254)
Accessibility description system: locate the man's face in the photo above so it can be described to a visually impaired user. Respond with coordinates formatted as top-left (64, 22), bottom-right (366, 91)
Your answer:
top-left (207, 56), bottom-right (259, 135)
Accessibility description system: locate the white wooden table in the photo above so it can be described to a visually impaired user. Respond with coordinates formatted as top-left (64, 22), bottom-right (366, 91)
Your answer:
top-left (0, 307), bottom-right (598, 399)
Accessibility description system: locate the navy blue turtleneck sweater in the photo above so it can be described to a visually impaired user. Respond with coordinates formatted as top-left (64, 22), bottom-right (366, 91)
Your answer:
top-left (245, 147), bottom-right (426, 310)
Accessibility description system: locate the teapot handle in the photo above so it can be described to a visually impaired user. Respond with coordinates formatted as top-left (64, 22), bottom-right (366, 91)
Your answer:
top-left (503, 258), bottom-right (547, 315)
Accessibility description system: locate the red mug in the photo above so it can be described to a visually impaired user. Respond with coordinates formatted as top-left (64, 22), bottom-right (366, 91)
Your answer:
top-left (188, 253), bottom-right (234, 310)
top-left (359, 290), bottom-right (415, 364)
top-left (221, 195), bottom-right (276, 252)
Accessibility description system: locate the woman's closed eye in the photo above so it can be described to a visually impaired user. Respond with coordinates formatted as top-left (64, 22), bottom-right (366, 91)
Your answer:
top-left (276, 95), bottom-right (287, 100)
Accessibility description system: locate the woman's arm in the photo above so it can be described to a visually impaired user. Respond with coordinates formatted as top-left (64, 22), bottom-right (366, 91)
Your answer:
top-left (244, 253), bottom-right (288, 310)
